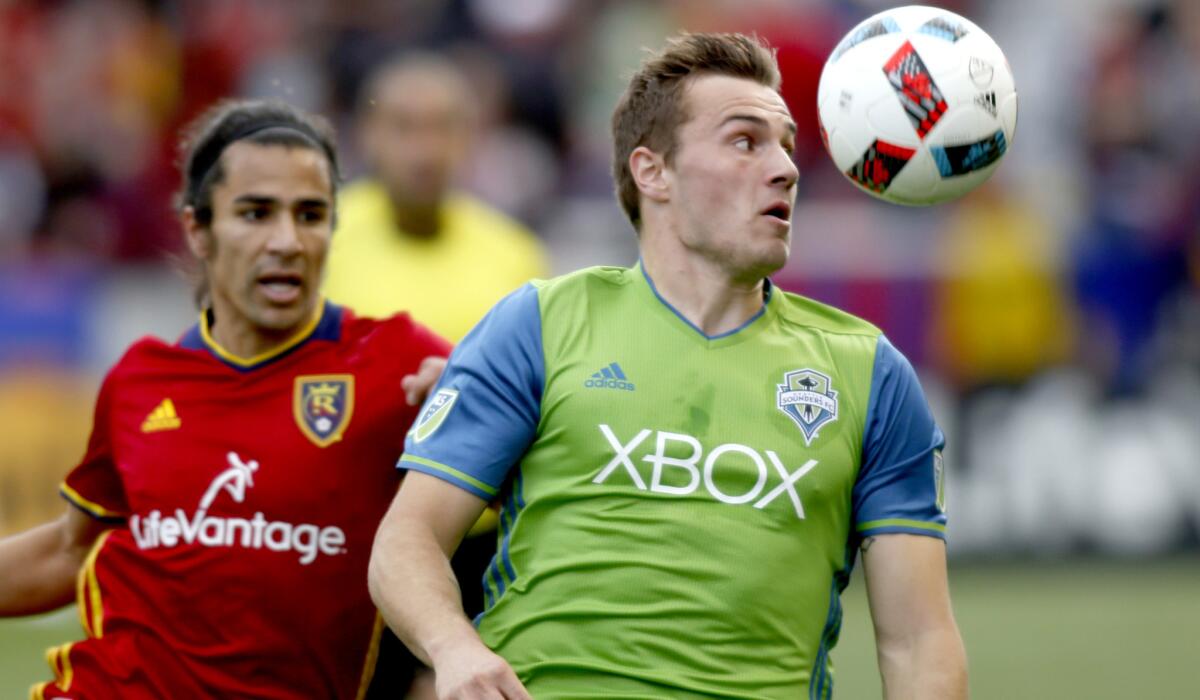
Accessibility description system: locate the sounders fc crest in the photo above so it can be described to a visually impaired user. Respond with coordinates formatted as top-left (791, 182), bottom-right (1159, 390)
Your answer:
top-left (294, 375), bottom-right (355, 447)
top-left (777, 369), bottom-right (839, 446)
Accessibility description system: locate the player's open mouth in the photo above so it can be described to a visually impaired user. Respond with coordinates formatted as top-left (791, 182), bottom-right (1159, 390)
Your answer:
top-left (761, 201), bottom-right (792, 224)
top-left (257, 273), bottom-right (304, 304)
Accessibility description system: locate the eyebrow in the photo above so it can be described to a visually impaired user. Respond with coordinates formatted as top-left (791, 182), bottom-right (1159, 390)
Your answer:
top-left (720, 113), bottom-right (798, 137)
top-left (232, 195), bottom-right (330, 208)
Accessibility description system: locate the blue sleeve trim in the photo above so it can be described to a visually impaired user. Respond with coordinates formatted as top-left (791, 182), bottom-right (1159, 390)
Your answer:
top-left (853, 335), bottom-right (947, 536)
top-left (400, 284), bottom-right (544, 490)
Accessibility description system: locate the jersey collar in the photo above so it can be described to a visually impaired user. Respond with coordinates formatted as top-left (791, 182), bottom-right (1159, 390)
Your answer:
top-left (180, 299), bottom-right (342, 371)
top-left (636, 260), bottom-right (775, 346)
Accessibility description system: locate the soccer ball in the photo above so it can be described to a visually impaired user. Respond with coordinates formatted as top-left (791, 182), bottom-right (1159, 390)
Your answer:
top-left (817, 5), bottom-right (1017, 205)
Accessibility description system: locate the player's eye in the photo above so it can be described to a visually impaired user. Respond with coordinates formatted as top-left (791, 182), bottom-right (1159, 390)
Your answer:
top-left (733, 136), bottom-right (754, 152)
top-left (238, 206), bottom-right (271, 222)
top-left (296, 207), bottom-right (328, 225)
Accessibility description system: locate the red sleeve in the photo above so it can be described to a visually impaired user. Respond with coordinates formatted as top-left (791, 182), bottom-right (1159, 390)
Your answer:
top-left (61, 369), bottom-right (128, 521)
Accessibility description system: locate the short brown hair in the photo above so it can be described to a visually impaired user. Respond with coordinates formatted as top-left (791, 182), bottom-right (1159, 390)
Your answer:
top-left (611, 33), bottom-right (781, 230)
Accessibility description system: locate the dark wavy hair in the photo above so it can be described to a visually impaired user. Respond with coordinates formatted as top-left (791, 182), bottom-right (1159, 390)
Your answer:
top-left (174, 99), bottom-right (340, 306)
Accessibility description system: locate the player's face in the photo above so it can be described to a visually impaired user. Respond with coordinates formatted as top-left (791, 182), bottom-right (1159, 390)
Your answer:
top-left (188, 142), bottom-right (334, 351)
top-left (666, 74), bottom-right (798, 281)
top-left (363, 69), bottom-right (470, 209)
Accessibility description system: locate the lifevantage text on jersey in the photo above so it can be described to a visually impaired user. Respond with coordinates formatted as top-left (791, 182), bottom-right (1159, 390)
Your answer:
top-left (129, 452), bottom-right (347, 565)
top-left (592, 425), bottom-right (818, 519)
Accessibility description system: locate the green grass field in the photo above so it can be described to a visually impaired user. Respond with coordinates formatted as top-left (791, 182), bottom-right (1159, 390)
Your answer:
top-left (3, 560), bottom-right (1198, 698)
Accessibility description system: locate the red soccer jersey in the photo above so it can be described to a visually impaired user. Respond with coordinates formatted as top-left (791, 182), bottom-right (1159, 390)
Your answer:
top-left (37, 301), bottom-right (449, 700)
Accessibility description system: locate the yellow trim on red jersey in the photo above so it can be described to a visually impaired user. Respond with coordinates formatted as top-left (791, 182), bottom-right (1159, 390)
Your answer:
top-left (75, 552), bottom-right (89, 637)
top-left (29, 680), bottom-right (50, 700)
top-left (60, 482), bottom-right (125, 520)
top-left (76, 529), bottom-right (113, 639)
top-left (199, 299), bottom-right (325, 367)
top-left (354, 612), bottom-right (386, 700)
top-left (41, 642), bottom-right (74, 690)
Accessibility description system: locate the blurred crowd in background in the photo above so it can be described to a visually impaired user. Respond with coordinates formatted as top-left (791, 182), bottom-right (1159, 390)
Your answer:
top-left (0, 0), bottom-right (1197, 557)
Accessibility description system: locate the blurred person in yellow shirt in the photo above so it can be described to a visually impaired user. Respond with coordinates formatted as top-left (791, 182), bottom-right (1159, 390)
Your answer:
top-left (931, 189), bottom-right (1076, 389)
top-left (323, 52), bottom-right (550, 343)
top-left (322, 56), bottom-right (547, 694)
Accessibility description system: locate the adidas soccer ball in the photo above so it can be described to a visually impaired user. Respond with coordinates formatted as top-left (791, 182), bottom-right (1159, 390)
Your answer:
top-left (817, 5), bottom-right (1017, 205)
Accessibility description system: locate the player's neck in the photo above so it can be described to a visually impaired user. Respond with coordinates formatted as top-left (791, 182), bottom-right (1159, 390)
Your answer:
top-left (640, 242), bottom-right (767, 338)
top-left (204, 302), bottom-right (320, 362)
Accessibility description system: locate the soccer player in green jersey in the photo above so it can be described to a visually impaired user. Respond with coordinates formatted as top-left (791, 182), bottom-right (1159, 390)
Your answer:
top-left (369, 33), bottom-right (968, 700)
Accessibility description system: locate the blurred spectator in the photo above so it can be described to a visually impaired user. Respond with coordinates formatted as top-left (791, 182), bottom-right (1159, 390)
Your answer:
top-left (321, 52), bottom-right (549, 342)
top-left (931, 188), bottom-right (1076, 390)
top-left (1072, 2), bottom-right (1195, 394)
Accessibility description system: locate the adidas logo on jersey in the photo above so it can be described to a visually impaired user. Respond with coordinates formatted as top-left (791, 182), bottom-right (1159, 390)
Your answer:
top-left (584, 362), bottom-right (635, 391)
top-left (141, 398), bottom-right (181, 433)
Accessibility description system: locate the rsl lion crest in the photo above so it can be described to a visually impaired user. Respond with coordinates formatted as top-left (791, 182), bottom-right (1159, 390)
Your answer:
top-left (777, 369), bottom-right (838, 446)
top-left (294, 375), bottom-right (355, 447)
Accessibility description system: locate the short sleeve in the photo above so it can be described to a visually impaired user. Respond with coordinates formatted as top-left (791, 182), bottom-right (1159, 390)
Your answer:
top-left (853, 335), bottom-right (947, 540)
top-left (61, 371), bottom-right (129, 521)
top-left (398, 284), bottom-right (543, 500)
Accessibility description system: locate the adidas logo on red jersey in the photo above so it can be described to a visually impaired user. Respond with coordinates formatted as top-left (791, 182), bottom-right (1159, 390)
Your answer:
top-left (141, 398), bottom-right (181, 433)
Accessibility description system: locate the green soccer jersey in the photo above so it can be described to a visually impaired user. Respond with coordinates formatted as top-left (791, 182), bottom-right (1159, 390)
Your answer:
top-left (401, 264), bottom-right (946, 699)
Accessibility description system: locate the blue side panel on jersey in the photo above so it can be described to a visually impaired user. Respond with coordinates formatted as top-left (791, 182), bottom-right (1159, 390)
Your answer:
top-left (854, 335), bottom-right (947, 539)
top-left (810, 541), bottom-right (856, 700)
top-left (399, 284), bottom-right (544, 495)
top-left (480, 469), bottom-right (525, 619)
top-left (477, 469), bottom-right (528, 627)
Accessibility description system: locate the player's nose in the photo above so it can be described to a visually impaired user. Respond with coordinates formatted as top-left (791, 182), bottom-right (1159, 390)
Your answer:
top-left (265, 216), bottom-right (303, 256)
top-left (768, 145), bottom-right (800, 190)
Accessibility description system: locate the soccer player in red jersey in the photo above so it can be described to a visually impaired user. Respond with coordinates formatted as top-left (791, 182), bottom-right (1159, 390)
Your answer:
top-left (0, 99), bottom-right (450, 699)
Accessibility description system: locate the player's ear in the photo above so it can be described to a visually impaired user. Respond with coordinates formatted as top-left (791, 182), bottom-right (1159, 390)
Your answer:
top-left (181, 206), bottom-right (213, 259)
top-left (629, 146), bottom-right (670, 205)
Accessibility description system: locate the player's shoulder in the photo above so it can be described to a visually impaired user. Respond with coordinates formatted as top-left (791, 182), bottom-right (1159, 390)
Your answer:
top-left (339, 304), bottom-right (414, 340)
top-left (337, 305), bottom-right (451, 361)
top-left (532, 265), bottom-right (632, 297)
top-left (525, 265), bottom-right (633, 319)
top-left (103, 333), bottom-right (204, 385)
top-left (773, 288), bottom-right (882, 339)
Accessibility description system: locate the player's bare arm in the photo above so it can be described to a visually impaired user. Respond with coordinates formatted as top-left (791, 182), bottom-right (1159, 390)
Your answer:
top-left (0, 506), bottom-right (109, 616)
top-left (862, 534), bottom-right (968, 700)
top-left (369, 471), bottom-right (531, 700)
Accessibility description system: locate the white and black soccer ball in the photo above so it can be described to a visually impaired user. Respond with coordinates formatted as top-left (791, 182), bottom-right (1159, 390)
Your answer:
top-left (817, 5), bottom-right (1017, 205)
